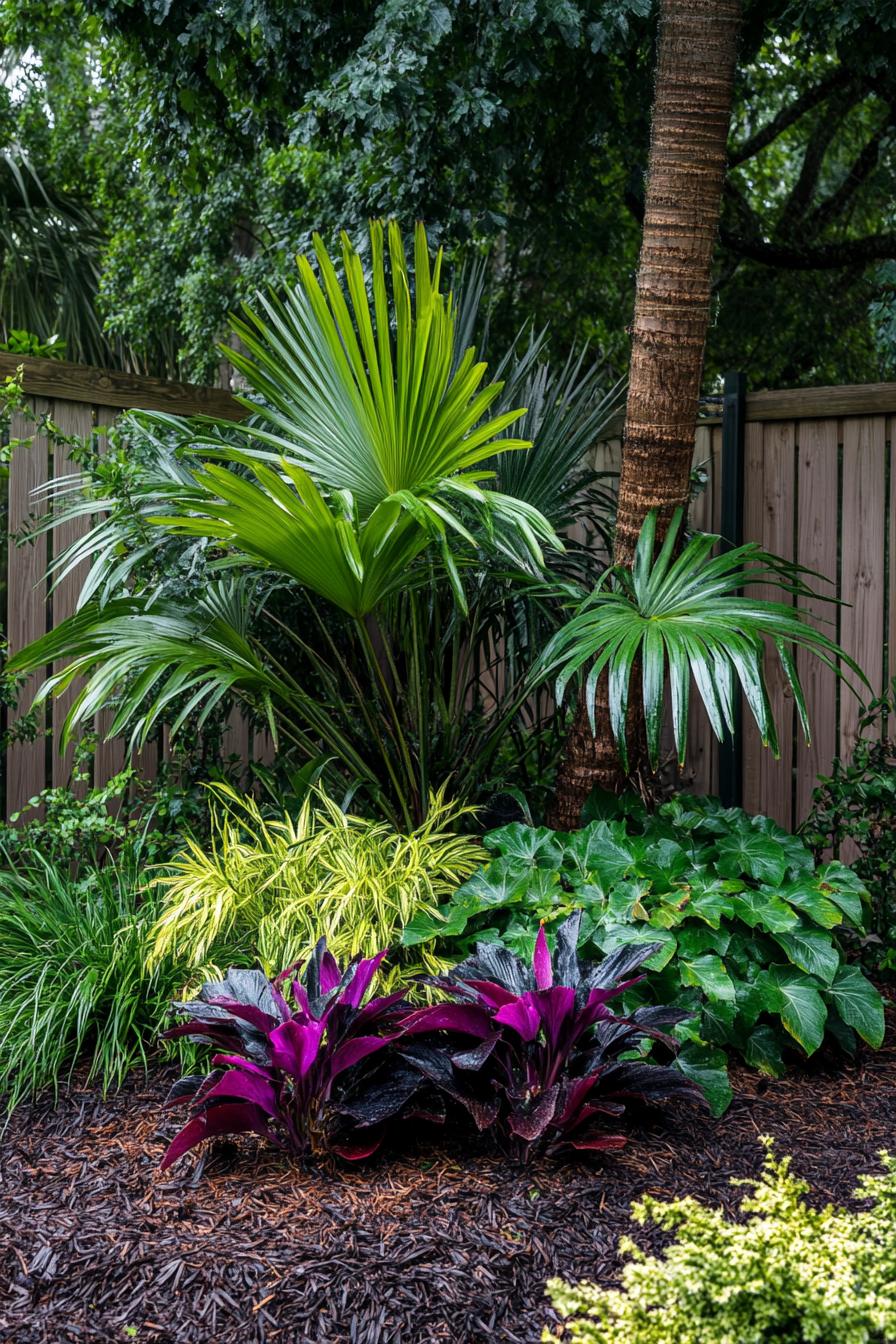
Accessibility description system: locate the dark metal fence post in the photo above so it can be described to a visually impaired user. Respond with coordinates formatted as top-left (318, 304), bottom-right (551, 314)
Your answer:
top-left (718, 370), bottom-right (746, 807)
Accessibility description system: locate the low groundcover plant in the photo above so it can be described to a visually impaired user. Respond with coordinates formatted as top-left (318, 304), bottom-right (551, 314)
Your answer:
top-left (544, 1136), bottom-right (896, 1343)
top-left (405, 795), bottom-right (885, 1112)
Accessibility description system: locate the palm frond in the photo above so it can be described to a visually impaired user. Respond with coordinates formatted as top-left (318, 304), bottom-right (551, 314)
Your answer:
top-left (538, 509), bottom-right (869, 771)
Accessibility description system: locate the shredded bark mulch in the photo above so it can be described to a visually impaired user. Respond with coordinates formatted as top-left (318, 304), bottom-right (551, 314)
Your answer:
top-left (2, 1011), bottom-right (895, 1344)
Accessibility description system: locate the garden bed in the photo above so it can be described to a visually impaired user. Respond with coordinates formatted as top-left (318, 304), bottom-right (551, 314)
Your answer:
top-left (2, 1007), bottom-right (894, 1344)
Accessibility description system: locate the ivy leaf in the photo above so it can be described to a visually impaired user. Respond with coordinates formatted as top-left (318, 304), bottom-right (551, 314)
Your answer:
top-left (824, 964), bottom-right (885, 1047)
top-left (674, 1042), bottom-right (732, 1116)
top-left (815, 862), bottom-right (868, 927)
top-left (562, 821), bottom-right (634, 889)
top-left (681, 880), bottom-right (736, 929)
top-left (750, 815), bottom-right (814, 875)
top-left (733, 977), bottom-right (769, 1031)
top-left (484, 824), bottom-right (564, 868)
top-left (700, 996), bottom-right (738, 1044)
top-left (680, 953), bottom-right (736, 1003)
top-left (757, 966), bottom-right (828, 1055)
top-left (771, 929), bottom-right (840, 985)
top-left (516, 867), bottom-right (564, 910)
top-left (744, 1024), bottom-right (787, 1077)
top-left (675, 925), bottom-right (732, 959)
top-left (594, 922), bottom-right (678, 971)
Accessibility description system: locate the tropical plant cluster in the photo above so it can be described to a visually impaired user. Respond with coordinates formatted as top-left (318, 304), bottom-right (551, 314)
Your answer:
top-left (545, 1137), bottom-right (896, 1344)
top-left (160, 917), bottom-right (703, 1168)
top-left (7, 221), bottom-right (620, 828)
top-left (0, 222), bottom-right (888, 1222)
top-left (403, 795), bottom-right (885, 1112)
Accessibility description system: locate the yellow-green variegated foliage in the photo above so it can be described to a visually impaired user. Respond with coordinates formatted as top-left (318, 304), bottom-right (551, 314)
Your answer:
top-left (545, 1137), bottom-right (896, 1344)
top-left (149, 784), bottom-right (484, 988)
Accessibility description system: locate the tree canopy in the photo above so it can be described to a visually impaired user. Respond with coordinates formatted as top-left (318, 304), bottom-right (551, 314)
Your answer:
top-left (0, 0), bottom-right (893, 385)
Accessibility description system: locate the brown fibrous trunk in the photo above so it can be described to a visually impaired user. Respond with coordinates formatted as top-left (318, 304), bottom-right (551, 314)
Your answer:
top-left (549, 0), bottom-right (742, 831)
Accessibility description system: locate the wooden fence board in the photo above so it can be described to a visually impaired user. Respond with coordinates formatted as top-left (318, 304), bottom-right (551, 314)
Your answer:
top-left (755, 421), bottom-right (797, 830)
top-left (889, 415), bottom-right (896, 695)
top-left (92, 405), bottom-right (128, 790)
top-left (741, 420), bottom-right (766, 816)
top-left (6, 404), bottom-right (49, 816)
top-left (839, 416), bottom-right (887, 761)
top-left (684, 425), bottom-right (719, 796)
top-left (794, 418), bottom-right (839, 826)
top-left (50, 400), bottom-right (95, 791)
top-left (0, 353), bottom-right (243, 419)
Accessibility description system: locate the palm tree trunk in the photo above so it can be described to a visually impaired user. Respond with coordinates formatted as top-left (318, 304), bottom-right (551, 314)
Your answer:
top-left (549, 0), bottom-right (742, 830)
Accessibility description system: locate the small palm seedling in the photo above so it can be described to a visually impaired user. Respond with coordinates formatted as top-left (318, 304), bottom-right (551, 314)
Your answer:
top-left (538, 508), bottom-right (867, 771)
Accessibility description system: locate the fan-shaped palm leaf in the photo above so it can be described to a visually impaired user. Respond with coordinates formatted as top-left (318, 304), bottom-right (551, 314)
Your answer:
top-left (126, 220), bottom-right (559, 615)
top-left (538, 509), bottom-right (868, 771)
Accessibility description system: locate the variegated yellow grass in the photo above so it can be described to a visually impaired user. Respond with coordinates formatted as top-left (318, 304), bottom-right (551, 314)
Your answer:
top-left (148, 784), bottom-right (484, 990)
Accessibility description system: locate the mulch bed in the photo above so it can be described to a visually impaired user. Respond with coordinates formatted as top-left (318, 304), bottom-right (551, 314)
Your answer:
top-left (2, 1009), bottom-right (895, 1344)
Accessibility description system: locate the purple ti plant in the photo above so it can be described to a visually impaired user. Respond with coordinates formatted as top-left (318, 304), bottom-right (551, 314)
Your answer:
top-left (160, 940), bottom-right (414, 1168)
top-left (395, 912), bottom-right (704, 1159)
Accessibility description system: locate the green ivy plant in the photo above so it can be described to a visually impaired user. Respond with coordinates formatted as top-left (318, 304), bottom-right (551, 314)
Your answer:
top-left (402, 795), bottom-right (885, 1113)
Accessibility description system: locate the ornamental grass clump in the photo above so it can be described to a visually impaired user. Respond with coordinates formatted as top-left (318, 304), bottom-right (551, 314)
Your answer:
top-left (149, 784), bottom-right (483, 987)
top-left (161, 940), bottom-right (413, 1167)
top-left (0, 850), bottom-right (177, 1110)
top-left (545, 1137), bottom-right (896, 1344)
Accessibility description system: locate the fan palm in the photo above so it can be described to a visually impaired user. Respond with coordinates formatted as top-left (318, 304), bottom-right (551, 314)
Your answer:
top-left (11, 221), bottom-right (583, 825)
top-left (538, 509), bottom-right (867, 772)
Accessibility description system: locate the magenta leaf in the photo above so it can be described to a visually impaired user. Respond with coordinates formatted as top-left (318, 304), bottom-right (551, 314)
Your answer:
top-left (532, 924), bottom-right (553, 990)
top-left (160, 939), bottom-right (415, 1170)
top-left (494, 994), bottom-right (541, 1041)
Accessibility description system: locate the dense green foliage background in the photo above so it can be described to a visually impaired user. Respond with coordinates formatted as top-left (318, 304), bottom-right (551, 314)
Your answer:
top-left (1, 1), bottom-right (894, 383)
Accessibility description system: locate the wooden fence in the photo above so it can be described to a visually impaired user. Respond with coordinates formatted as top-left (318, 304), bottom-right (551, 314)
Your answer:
top-left (3, 353), bottom-right (896, 830)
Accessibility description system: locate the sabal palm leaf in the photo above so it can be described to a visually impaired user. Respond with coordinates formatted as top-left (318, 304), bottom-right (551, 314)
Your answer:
top-left (538, 509), bottom-right (868, 771)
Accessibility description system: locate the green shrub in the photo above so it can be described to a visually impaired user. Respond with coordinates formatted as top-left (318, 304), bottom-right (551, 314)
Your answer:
top-left (0, 850), bottom-right (179, 1109)
top-left (804, 682), bottom-right (896, 971)
top-left (403, 795), bottom-right (884, 1111)
top-left (545, 1137), bottom-right (896, 1344)
top-left (149, 784), bottom-right (485, 986)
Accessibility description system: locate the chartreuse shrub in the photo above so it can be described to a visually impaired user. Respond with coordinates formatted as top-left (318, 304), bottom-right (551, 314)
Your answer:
top-left (0, 850), bottom-right (179, 1110)
top-left (149, 784), bottom-right (484, 987)
top-left (402, 795), bottom-right (885, 1113)
top-left (545, 1137), bottom-right (896, 1344)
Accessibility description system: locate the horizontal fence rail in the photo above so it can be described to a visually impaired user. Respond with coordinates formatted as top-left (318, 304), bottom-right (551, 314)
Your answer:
top-left (3, 354), bottom-right (896, 830)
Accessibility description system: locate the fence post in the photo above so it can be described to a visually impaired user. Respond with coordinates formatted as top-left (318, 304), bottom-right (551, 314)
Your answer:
top-left (718, 370), bottom-right (746, 808)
